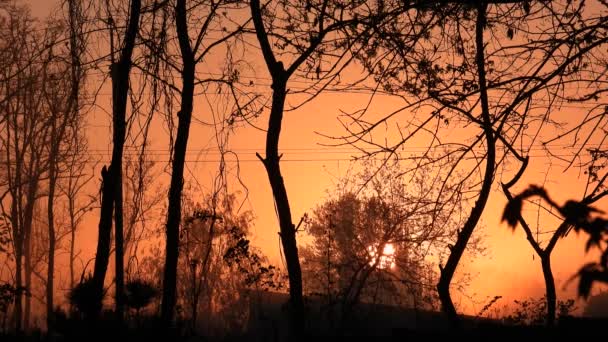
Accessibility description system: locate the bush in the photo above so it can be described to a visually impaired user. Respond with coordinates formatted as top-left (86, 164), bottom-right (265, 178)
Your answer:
top-left (125, 279), bottom-right (159, 312)
top-left (68, 275), bottom-right (104, 318)
top-left (504, 297), bottom-right (576, 326)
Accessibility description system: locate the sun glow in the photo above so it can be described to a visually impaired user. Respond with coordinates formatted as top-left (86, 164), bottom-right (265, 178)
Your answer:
top-left (368, 243), bottom-right (396, 269)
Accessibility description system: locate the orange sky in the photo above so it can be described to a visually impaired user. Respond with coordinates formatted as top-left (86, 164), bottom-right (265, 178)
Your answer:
top-left (20, 0), bottom-right (608, 316)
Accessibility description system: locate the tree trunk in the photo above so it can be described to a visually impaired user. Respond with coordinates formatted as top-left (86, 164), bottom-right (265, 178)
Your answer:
top-left (160, 0), bottom-right (194, 326)
top-left (92, 164), bottom-right (115, 318)
top-left (69, 198), bottom-right (76, 290)
top-left (9, 116), bottom-right (23, 333)
top-left (541, 253), bottom-right (556, 326)
top-left (66, 0), bottom-right (82, 295)
top-left (23, 176), bottom-right (38, 331)
top-left (259, 77), bottom-right (305, 337)
top-left (115, 164), bottom-right (125, 321)
top-left (47, 126), bottom-right (57, 332)
top-left (13, 207), bottom-right (22, 333)
top-left (91, 0), bottom-right (140, 320)
top-left (437, 3), bottom-right (495, 325)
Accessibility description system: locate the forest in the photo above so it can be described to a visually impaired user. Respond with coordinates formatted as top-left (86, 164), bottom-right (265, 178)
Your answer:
top-left (1, 0), bottom-right (608, 340)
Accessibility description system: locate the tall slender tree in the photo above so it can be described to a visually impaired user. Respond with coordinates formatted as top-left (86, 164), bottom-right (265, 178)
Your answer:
top-left (160, 0), bottom-right (251, 326)
top-left (0, 3), bottom-right (52, 331)
top-left (337, 0), bottom-right (608, 324)
top-left (91, 0), bottom-right (141, 320)
top-left (248, 0), bottom-right (380, 335)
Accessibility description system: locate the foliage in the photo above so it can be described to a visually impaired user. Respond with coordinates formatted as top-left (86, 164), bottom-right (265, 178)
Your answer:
top-left (0, 283), bottom-right (20, 315)
top-left (0, 216), bottom-right (10, 255)
top-left (68, 275), bottom-right (104, 318)
top-left (300, 159), bottom-right (474, 310)
top-left (477, 295), bottom-right (503, 317)
top-left (502, 185), bottom-right (608, 298)
top-left (124, 279), bottom-right (159, 311)
top-left (177, 192), bottom-right (282, 336)
top-left (223, 225), bottom-right (285, 292)
top-left (503, 297), bottom-right (576, 326)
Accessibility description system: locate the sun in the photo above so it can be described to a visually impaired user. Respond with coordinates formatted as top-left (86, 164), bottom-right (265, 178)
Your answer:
top-left (368, 243), bottom-right (396, 269)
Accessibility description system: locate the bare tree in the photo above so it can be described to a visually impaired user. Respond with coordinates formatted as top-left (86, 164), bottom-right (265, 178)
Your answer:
top-left (40, 0), bottom-right (89, 329)
top-left (0, 2), bottom-right (54, 331)
top-left (248, 0), bottom-right (378, 334)
top-left (502, 179), bottom-right (608, 304)
top-left (336, 0), bottom-right (608, 324)
top-left (122, 157), bottom-right (163, 275)
top-left (91, 0), bottom-right (141, 321)
top-left (59, 140), bottom-right (96, 291)
top-left (301, 158), bottom-right (475, 327)
top-left (156, 0), bottom-right (252, 325)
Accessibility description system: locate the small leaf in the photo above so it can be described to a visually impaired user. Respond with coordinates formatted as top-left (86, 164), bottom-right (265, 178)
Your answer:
top-left (501, 197), bottom-right (523, 228)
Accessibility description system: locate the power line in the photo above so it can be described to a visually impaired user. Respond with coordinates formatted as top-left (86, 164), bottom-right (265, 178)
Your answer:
top-left (64, 142), bottom-right (608, 155)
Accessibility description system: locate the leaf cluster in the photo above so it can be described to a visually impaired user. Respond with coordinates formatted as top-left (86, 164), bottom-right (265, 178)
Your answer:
top-left (502, 185), bottom-right (608, 298)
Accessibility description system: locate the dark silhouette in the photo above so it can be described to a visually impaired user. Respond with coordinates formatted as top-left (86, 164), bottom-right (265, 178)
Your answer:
top-left (502, 185), bottom-right (608, 299)
top-left (249, 0), bottom-right (305, 333)
top-left (92, 0), bottom-right (141, 322)
top-left (249, 0), bottom-right (367, 335)
top-left (0, 3), bottom-right (55, 331)
top-left (125, 279), bottom-right (158, 315)
top-left (44, 0), bottom-right (87, 330)
top-left (3, 0), bottom-right (608, 340)
top-left (338, 0), bottom-right (608, 326)
top-left (500, 151), bottom-right (608, 326)
top-left (68, 275), bottom-right (104, 320)
top-left (160, 0), bottom-right (195, 325)
top-left (436, 3), bottom-right (496, 325)
top-left (160, 0), bottom-right (249, 326)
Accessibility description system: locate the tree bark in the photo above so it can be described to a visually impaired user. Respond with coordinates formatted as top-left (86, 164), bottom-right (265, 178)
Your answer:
top-left (437, 2), bottom-right (495, 325)
top-left (160, 0), bottom-right (194, 326)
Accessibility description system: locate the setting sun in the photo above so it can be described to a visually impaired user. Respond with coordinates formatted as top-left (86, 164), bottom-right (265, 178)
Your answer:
top-left (368, 243), bottom-right (396, 269)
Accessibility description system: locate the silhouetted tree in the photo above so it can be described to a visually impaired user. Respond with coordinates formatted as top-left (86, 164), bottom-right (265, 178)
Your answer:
top-left (59, 132), bottom-right (96, 291)
top-left (502, 184), bottom-right (608, 300)
top-left (91, 0), bottom-right (141, 322)
top-left (301, 159), bottom-right (473, 323)
top-left (60, 0), bottom-right (92, 294)
top-left (338, 0), bottom-right (608, 324)
top-left (42, 1), bottom-right (89, 329)
top-left (248, 0), bottom-right (384, 335)
top-left (500, 151), bottom-right (608, 326)
top-left (143, 0), bottom-right (253, 326)
top-left (0, 2), bottom-right (56, 331)
top-left (123, 157), bottom-right (164, 276)
top-left (178, 192), bottom-right (281, 336)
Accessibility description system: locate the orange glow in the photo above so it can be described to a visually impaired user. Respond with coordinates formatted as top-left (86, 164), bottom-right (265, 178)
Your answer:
top-left (368, 243), bottom-right (396, 269)
top-left (7, 0), bottom-right (608, 324)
